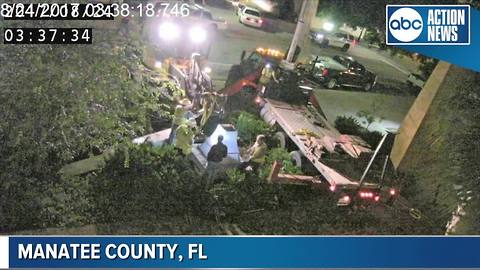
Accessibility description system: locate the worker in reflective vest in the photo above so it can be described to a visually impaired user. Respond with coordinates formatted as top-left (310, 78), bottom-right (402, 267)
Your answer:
top-left (175, 120), bottom-right (196, 155)
top-left (200, 92), bottom-right (216, 128)
top-left (168, 98), bottom-right (192, 144)
top-left (240, 134), bottom-right (267, 172)
top-left (258, 63), bottom-right (278, 94)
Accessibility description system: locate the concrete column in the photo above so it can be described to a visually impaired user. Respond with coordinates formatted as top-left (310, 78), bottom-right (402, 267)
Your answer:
top-left (390, 61), bottom-right (451, 168)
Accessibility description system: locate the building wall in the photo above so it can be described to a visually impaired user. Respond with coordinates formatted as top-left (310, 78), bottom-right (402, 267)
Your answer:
top-left (391, 63), bottom-right (480, 234)
top-left (391, 61), bottom-right (451, 168)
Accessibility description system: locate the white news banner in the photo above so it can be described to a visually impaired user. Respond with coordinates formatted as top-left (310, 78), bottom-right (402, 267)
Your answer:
top-left (0, 236), bottom-right (8, 269)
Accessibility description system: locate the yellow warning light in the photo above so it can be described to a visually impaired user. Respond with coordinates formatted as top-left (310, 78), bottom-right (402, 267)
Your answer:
top-left (256, 47), bottom-right (284, 58)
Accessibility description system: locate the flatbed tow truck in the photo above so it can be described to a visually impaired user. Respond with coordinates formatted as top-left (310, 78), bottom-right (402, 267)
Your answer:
top-left (216, 46), bottom-right (398, 206)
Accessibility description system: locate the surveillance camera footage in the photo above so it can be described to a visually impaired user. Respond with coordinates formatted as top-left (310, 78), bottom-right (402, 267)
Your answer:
top-left (0, 0), bottom-right (479, 238)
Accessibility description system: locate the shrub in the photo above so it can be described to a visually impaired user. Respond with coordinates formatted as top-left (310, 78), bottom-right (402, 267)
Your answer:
top-left (260, 148), bottom-right (302, 179)
top-left (334, 116), bottom-right (384, 148)
top-left (90, 143), bottom-right (209, 224)
top-left (234, 112), bottom-right (272, 144)
top-left (0, 31), bottom-right (162, 232)
top-left (334, 116), bottom-right (362, 136)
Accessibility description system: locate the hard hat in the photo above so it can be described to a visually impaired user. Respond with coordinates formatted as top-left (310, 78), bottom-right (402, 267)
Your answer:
top-left (179, 98), bottom-right (192, 107)
top-left (187, 119), bottom-right (196, 127)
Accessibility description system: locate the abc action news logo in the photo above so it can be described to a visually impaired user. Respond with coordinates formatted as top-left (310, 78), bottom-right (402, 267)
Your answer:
top-left (386, 5), bottom-right (470, 45)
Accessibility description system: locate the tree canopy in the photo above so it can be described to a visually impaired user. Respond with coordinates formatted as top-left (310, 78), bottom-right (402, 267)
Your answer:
top-left (0, 17), bottom-right (164, 231)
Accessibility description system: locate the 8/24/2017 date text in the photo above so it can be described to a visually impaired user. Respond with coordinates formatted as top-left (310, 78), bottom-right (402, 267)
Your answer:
top-left (3, 28), bottom-right (92, 44)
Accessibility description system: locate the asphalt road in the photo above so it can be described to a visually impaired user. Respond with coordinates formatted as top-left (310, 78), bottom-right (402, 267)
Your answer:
top-left (206, 5), bottom-right (418, 96)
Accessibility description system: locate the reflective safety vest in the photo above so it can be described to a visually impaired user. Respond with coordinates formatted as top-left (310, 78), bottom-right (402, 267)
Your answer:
top-left (259, 67), bottom-right (275, 85)
top-left (251, 143), bottom-right (267, 163)
top-left (175, 123), bottom-right (194, 155)
top-left (200, 93), bottom-right (215, 127)
top-left (173, 106), bottom-right (187, 126)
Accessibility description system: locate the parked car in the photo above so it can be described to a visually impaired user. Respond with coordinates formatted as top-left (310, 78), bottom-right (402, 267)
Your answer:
top-left (302, 55), bottom-right (377, 91)
top-left (238, 6), bottom-right (263, 28)
top-left (309, 31), bottom-right (356, 52)
top-left (186, 7), bottom-right (228, 31)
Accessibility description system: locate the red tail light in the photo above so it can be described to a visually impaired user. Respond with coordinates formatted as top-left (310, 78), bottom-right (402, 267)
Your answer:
top-left (259, 19), bottom-right (263, 24)
top-left (389, 189), bottom-right (396, 196)
top-left (358, 190), bottom-right (381, 202)
top-left (322, 68), bottom-right (329, 77)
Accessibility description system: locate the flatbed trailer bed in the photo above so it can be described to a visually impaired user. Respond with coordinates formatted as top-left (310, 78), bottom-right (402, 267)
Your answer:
top-left (260, 98), bottom-right (376, 190)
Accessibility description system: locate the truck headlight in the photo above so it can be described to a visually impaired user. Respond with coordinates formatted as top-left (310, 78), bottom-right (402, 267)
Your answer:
top-left (159, 22), bottom-right (180, 41)
top-left (189, 26), bottom-right (207, 43)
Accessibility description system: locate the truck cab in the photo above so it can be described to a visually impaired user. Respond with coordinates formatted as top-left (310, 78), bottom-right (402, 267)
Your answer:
top-left (223, 47), bottom-right (284, 96)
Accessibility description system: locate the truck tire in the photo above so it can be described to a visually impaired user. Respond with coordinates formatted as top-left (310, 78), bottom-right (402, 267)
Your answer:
top-left (326, 78), bottom-right (337, 89)
top-left (364, 82), bottom-right (373, 91)
top-left (274, 131), bottom-right (287, 149)
top-left (260, 107), bottom-right (276, 126)
top-left (321, 39), bottom-right (329, 48)
top-left (341, 44), bottom-right (350, 52)
top-left (290, 151), bottom-right (302, 168)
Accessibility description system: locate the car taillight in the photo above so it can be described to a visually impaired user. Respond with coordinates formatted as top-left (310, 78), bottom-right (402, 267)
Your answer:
top-left (322, 68), bottom-right (329, 76)
top-left (389, 188), bottom-right (396, 196)
top-left (259, 19), bottom-right (263, 24)
top-left (374, 195), bottom-right (380, 202)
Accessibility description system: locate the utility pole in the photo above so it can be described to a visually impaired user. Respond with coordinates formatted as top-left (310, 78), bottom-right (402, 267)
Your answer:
top-left (286, 0), bottom-right (318, 63)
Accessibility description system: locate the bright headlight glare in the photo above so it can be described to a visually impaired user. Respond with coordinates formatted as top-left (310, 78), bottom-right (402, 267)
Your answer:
top-left (189, 26), bottom-right (207, 43)
top-left (323, 22), bottom-right (335, 32)
top-left (159, 22), bottom-right (180, 41)
top-left (203, 66), bottom-right (212, 73)
top-left (316, 33), bottom-right (324, 39)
